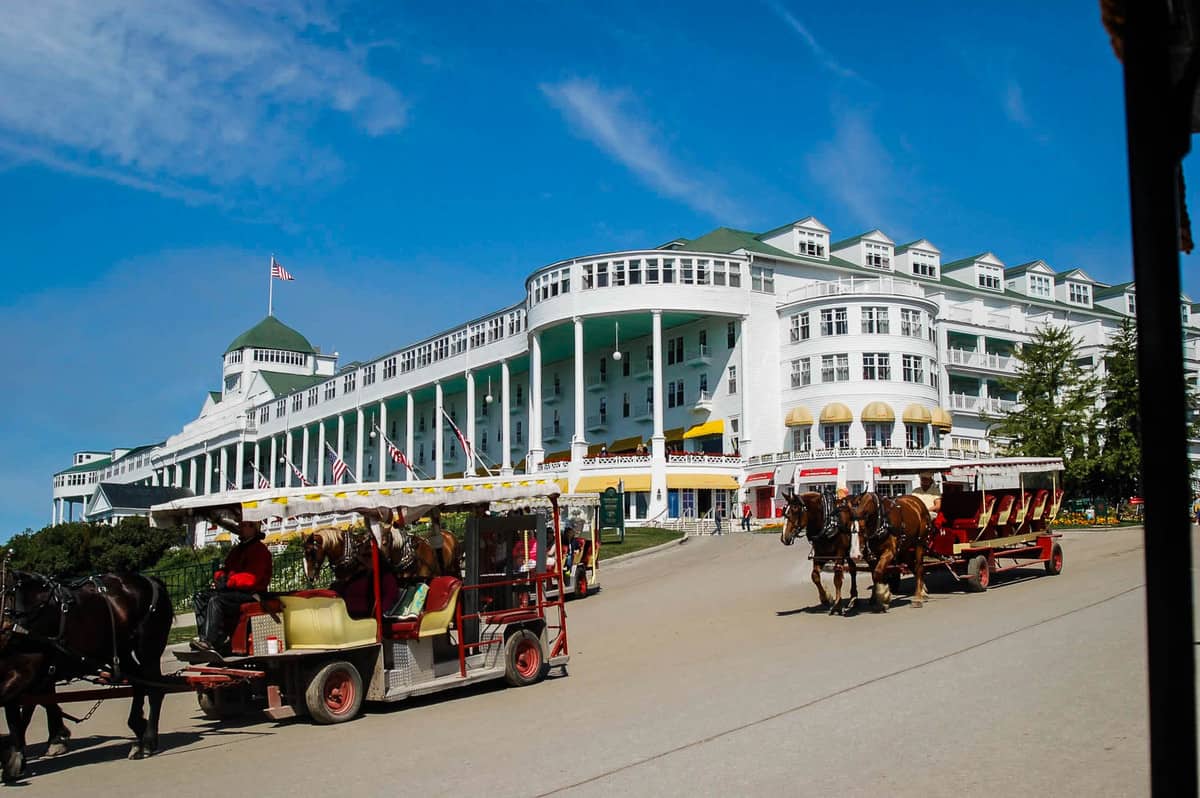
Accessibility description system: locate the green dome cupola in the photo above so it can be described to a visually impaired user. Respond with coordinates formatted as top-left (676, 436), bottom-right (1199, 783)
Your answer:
top-left (224, 316), bottom-right (316, 355)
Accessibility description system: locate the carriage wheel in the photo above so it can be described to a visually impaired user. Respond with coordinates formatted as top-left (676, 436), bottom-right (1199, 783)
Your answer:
top-left (1044, 543), bottom-right (1064, 576)
top-left (197, 686), bottom-right (249, 720)
top-left (304, 660), bottom-right (363, 724)
top-left (504, 629), bottom-right (546, 687)
top-left (575, 567), bottom-right (589, 598)
top-left (965, 555), bottom-right (990, 593)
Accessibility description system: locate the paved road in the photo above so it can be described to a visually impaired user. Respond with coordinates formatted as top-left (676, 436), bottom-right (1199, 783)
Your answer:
top-left (12, 527), bottom-right (1154, 797)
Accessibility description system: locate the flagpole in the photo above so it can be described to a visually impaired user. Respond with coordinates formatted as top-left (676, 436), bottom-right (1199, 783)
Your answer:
top-left (268, 254), bottom-right (274, 316)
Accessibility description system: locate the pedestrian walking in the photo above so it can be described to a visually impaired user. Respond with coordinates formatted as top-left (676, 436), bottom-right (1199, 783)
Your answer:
top-left (714, 508), bottom-right (724, 535)
top-left (741, 502), bottom-right (752, 531)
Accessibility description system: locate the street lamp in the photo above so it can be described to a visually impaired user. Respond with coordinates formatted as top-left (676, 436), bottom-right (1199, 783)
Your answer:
top-left (485, 375), bottom-right (494, 404)
top-left (612, 321), bottom-right (622, 361)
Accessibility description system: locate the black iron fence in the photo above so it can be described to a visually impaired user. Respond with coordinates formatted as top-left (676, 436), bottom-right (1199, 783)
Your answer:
top-left (147, 551), bottom-right (333, 613)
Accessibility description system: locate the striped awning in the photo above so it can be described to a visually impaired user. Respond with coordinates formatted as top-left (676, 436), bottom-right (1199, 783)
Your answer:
top-left (861, 401), bottom-right (895, 423)
top-left (666, 474), bottom-right (740, 489)
top-left (930, 407), bottom-right (953, 430)
top-left (742, 470), bottom-right (775, 489)
top-left (784, 406), bottom-right (813, 427)
top-left (902, 404), bottom-right (932, 424)
top-left (820, 402), bottom-right (853, 424)
top-left (683, 419), bottom-right (724, 439)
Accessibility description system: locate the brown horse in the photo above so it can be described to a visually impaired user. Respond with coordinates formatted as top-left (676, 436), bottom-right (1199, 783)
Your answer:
top-left (0, 571), bottom-right (172, 781)
top-left (376, 509), bottom-right (461, 579)
top-left (780, 492), bottom-right (859, 615)
top-left (301, 526), bottom-right (373, 584)
top-left (846, 492), bottom-right (933, 611)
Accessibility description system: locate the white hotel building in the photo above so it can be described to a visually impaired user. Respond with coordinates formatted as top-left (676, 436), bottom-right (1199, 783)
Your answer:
top-left (52, 217), bottom-right (1200, 538)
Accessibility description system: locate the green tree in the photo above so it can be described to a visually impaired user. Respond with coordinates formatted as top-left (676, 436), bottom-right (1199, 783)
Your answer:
top-left (986, 324), bottom-right (1100, 494)
top-left (1097, 319), bottom-right (1141, 506)
top-left (4, 517), bottom-right (185, 577)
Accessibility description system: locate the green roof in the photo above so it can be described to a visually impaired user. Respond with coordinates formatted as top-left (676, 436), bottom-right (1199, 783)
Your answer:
top-left (679, 227), bottom-right (794, 258)
top-left (225, 316), bottom-right (316, 355)
top-left (56, 456), bottom-right (111, 476)
top-left (259, 371), bottom-right (326, 397)
top-left (1093, 282), bottom-right (1134, 299)
top-left (208, 391), bottom-right (221, 404)
top-left (942, 253), bottom-right (993, 270)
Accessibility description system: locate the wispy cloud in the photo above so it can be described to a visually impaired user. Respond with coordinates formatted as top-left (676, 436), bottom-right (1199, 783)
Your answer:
top-left (1004, 80), bottom-right (1033, 127)
top-left (766, 3), bottom-right (861, 81)
top-left (806, 107), bottom-right (909, 235)
top-left (540, 78), bottom-right (745, 222)
top-left (0, 0), bottom-right (407, 197)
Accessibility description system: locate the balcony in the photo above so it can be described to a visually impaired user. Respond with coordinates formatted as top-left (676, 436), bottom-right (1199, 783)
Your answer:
top-left (543, 423), bottom-right (564, 442)
top-left (686, 345), bottom-right (712, 367)
top-left (586, 414), bottom-right (608, 432)
top-left (691, 390), bottom-right (712, 414)
top-left (544, 385), bottom-right (564, 404)
top-left (946, 348), bottom-right (1016, 373)
top-left (948, 394), bottom-right (1021, 415)
top-left (633, 359), bottom-right (654, 381)
top-left (586, 374), bottom-right (608, 392)
top-left (633, 401), bottom-right (654, 423)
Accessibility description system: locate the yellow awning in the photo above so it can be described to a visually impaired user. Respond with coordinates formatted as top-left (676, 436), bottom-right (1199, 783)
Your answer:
top-left (544, 449), bottom-right (571, 463)
top-left (820, 402), bottom-right (853, 424)
top-left (575, 474), bottom-right (651, 492)
top-left (512, 458), bottom-right (527, 472)
top-left (861, 401), bottom-right (895, 423)
top-left (683, 419), bottom-right (724, 439)
top-left (586, 442), bottom-right (607, 456)
top-left (264, 533), bottom-right (283, 544)
top-left (214, 532), bottom-right (232, 543)
top-left (931, 407), bottom-right (953, 430)
top-left (666, 474), bottom-right (740, 489)
top-left (444, 471), bottom-right (465, 479)
top-left (902, 404), bottom-right (932, 424)
top-left (555, 479), bottom-right (569, 493)
top-left (664, 427), bottom-right (685, 442)
top-left (609, 435), bottom-right (644, 453)
top-left (784, 406), bottom-right (813, 427)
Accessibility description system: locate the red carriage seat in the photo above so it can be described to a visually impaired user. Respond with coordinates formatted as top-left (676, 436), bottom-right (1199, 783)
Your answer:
top-left (946, 492), bottom-right (993, 537)
top-left (387, 576), bottom-right (461, 640)
top-left (990, 494), bottom-right (1016, 535)
top-left (1027, 490), bottom-right (1049, 529)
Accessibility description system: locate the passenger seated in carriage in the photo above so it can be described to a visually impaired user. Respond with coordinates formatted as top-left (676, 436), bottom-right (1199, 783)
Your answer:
top-left (911, 471), bottom-right (943, 522)
top-left (191, 519), bottom-right (273, 652)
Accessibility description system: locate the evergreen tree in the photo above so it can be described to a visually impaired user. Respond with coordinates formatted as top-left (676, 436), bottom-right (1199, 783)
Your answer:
top-left (1097, 319), bottom-right (1141, 506)
top-left (986, 324), bottom-right (1099, 494)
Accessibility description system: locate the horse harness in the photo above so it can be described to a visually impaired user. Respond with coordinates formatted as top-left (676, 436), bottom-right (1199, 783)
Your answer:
top-left (804, 494), bottom-right (843, 543)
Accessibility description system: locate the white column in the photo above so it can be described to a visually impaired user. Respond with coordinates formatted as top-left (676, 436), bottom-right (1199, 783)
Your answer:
top-left (337, 415), bottom-right (346, 484)
top-left (529, 331), bottom-right (544, 469)
top-left (203, 451), bottom-right (213, 495)
top-left (501, 360), bottom-right (512, 474)
top-left (236, 441), bottom-right (245, 490)
top-left (317, 421), bottom-right (327, 485)
top-left (219, 447), bottom-right (228, 492)
top-left (355, 407), bottom-right (365, 484)
top-left (738, 315), bottom-right (752, 455)
top-left (650, 310), bottom-right (667, 519)
top-left (269, 437), bottom-right (278, 488)
top-left (52, 498), bottom-right (59, 525)
top-left (435, 382), bottom-right (444, 480)
top-left (189, 457), bottom-right (198, 494)
top-left (466, 371), bottom-right (476, 475)
top-left (573, 316), bottom-right (585, 446)
top-left (378, 401), bottom-right (388, 482)
top-left (406, 393), bottom-right (415, 480)
top-left (652, 309), bottom-right (665, 444)
top-left (252, 443), bottom-right (260, 488)
top-left (301, 426), bottom-right (310, 485)
top-left (283, 432), bottom-right (293, 487)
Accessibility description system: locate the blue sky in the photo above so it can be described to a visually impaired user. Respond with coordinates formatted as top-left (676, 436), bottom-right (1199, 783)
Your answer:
top-left (1, 0), bottom-right (1196, 537)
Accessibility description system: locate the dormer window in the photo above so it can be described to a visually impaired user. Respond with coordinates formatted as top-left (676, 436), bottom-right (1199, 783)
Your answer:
top-left (977, 264), bottom-right (1002, 290)
top-left (864, 242), bottom-right (891, 270)
top-left (1184, 304), bottom-right (1192, 325)
top-left (1127, 294), bottom-right (1137, 315)
top-left (910, 251), bottom-right (937, 278)
top-left (1022, 273), bottom-right (1051, 298)
top-left (798, 230), bottom-right (826, 258)
top-left (1068, 283), bottom-right (1091, 305)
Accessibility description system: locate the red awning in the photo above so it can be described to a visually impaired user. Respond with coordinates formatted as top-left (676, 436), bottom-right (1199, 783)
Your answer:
top-left (742, 470), bottom-right (775, 489)
top-left (797, 466), bottom-right (839, 478)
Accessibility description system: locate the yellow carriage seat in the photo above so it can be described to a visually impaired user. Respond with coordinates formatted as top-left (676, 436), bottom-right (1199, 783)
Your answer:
top-left (280, 593), bottom-right (378, 650)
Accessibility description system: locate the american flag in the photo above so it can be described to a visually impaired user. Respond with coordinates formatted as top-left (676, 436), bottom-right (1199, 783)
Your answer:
top-left (442, 408), bottom-right (472, 462)
top-left (379, 427), bottom-right (410, 469)
top-left (326, 442), bottom-right (351, 484)
top-left (270, 256), bottom-right (295, 281)
top-left (286, 458), bottom-right (311, 487)
top-left (226, 477), bottom-right (238, 491)
top-left (252, 465), bottom-right (271, 490)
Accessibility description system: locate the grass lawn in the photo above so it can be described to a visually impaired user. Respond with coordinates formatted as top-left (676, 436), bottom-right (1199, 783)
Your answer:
top-left (168, 624), bottom-right (197, 645)
top-left (596, 526), bottom-right (683, 562)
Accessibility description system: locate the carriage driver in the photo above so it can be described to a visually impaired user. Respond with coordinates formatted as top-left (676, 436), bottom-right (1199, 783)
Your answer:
top-left (912, 471), bottom-right (943, 516)
top-left (191, 518), bottom-right (274, 653)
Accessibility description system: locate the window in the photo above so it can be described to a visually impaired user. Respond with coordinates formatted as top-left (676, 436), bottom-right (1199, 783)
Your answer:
top-left (911, 251), bottom-right (937, 278)
top-left (1068, 283), bottom-right (1091, 305)
top-left (668, 380), bottom-right (685, 408)
top-left (292, 393), bottom-right (302, 412)
top-left (712, 260), bottom-right (726, 285)
top-left (628, 259), bottom-right (642, 284)
top-left (419, 415), bottom-right (426, 433)
top-left (667, 336), bottom-right (684, 365)
top-left (401, 351), bottom-right (415, 373)
top-left (383, 357), bottom-right (397, 379)
top-left (363, 364), bottom-right (376, 387)
top-left (599, 397), bottom-right (608, 421)
top-left (798, 230), bottom-right (826, 258)
top-left (599, 358), bottom-right (607, 383)
top-left (307, 387), bottom-right (318, 407)
top-left (791, 428), bottom-right (811, 451)
top-left (698, 373), bottom-right (708, 395)
top-left (930, 360), bottom-right (940, 391)
top-left (862, 307), bottom-right (889, 334)
top-left (820, 307), bottom-right (848, 335)
top-left (1029, 274), bottom-right (1053, 298)
top-left (790, 358), bottom-right (811, 387)
top-left (863, 352), bottom-right (891, 380)
top-left (751, 266), bottom-right (775, 293)
top-left (977, 265), bottom-right (1002, 290)
top-left (680, 258), bottom-right (694, 284)
top-left (275, 399), bottom-right (286, 419)
top-left (864, 241), bottom-right (891, 269)
top-left (663, 258), bottom-right (675, 283)
top-left (1126, 294), bottom-right (1137, 315)
top-left (343, 372), bottom-right (356, 393)
top-left (905, 424), bottom-right (927, 449)
top-left (622, 353), bottom-right (630, 376)
top-left (900, 309), bottom-right (923, 338)
top-left (864, 423), bottom-right (892, 447)
top-left (515, 420), bottom-right (523, 443)
top-left (623, 392), bottom-right (630, 417)
top-left (728, 366), bottom-right (737, 394)
top-left (728, 263), bottom-right (742, 287)
top-left (822, 423), bottom-right (850, 449)
top-left (790, 312), bottom-right (810, 342)
top-left (259, 405), bottom-right (269, 424)
top-left (821, 354), bottom-right (849, 382)
top-left (902, 354), bottom-right (924, 383)
top-left (727, 321), bottom-right (736, 348)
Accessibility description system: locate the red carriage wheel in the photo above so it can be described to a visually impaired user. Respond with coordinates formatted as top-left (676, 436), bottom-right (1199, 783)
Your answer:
top-left (1045, 543), bottom-right (1064, 575)
top-left (305, 661), bottom-right (363, 724)
top-left (965, 555), bottom-right (990, 592)
top-left (504, 629), bottom-right (546, 687)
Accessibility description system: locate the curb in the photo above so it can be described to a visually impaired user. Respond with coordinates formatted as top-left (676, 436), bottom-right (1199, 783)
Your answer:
top-left (601, 535), bottom-right (688, 567)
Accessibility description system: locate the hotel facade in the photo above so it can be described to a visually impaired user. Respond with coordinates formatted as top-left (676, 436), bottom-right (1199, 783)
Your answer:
top-left (51, 217), bottom-right (1200, 540)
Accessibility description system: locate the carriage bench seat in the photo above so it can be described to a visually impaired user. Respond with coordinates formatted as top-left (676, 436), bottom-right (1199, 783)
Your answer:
top-left (387, 576), bottom-right (462, 640)
top-left (279, 593), bottom-right (378, 650)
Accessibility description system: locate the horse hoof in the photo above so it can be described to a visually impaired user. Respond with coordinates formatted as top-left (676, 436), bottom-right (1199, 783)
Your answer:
top-left (128, 744), bottom-right (144, 760)
top-left (44, 742), bottom-right (68, 758)
top-left (1, 750), bottom-right (24, 783)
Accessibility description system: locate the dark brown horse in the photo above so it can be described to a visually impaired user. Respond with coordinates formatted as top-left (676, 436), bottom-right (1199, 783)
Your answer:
top-left (0, 571), bottom-right (172, 781)
top-left (780, 492), bottom-right (859, 615)
top-left (378, 509), bottom-right (461, 580)
top-left (846, 492), bottom-right (933, 610)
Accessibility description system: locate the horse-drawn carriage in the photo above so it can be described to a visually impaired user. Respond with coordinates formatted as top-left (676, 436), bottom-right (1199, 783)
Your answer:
top-left (780, 457), bottom-right (1066, 613)
top-left (149, 476), bottom-right (571, 725)
top-left (491, 491), bottom-right (602, 600)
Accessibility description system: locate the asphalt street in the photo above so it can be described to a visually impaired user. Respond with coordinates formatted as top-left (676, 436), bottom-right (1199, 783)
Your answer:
top-left (8, 526), bottom-right (1160, 797)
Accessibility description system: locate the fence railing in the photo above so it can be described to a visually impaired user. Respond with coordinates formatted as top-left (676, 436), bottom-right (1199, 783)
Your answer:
top-left (147, 550), bottom-right (333, 614)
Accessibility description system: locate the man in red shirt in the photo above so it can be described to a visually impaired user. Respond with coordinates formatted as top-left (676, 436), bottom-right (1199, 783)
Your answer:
top-left (191, 519), bottom-right (273, 652)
